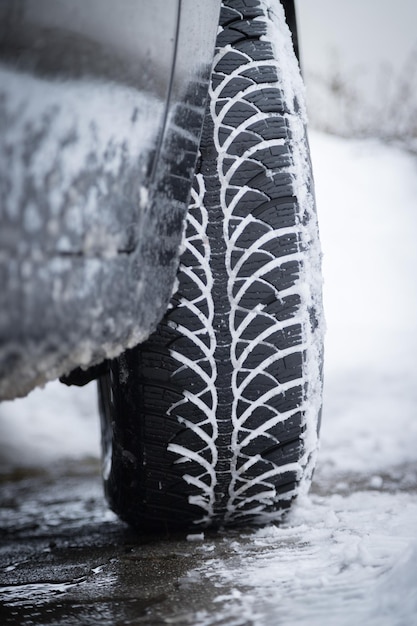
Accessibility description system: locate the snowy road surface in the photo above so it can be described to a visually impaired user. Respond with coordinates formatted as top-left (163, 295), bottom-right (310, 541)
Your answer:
top-left (1, 131), bottom-right (417, 624)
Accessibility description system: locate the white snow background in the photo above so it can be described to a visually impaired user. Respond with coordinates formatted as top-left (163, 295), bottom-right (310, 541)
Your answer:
top-left (1, 130), bottom-right (417, 625)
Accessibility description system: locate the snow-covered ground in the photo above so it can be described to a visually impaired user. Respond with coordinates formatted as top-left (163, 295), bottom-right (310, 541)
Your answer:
top-left (1, 131), bottom-right (417, 624)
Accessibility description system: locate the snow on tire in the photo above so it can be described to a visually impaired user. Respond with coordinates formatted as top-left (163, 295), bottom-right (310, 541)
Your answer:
top-left (99, 0), bottom-right (324, 529)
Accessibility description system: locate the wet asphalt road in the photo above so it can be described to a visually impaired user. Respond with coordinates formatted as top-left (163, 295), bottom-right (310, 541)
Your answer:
top-left (1, 459), bottom-right (417, 626)
top-left (0, 461), bottom-right (258, 626)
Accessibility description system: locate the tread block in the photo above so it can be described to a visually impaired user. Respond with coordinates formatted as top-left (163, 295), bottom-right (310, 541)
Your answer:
top-left (219, 76), bottom-right (255, 99)
top-left (222, 0), bottom-right (265, 21)
top-left (244, 87), bottom-right (287, 113)
top-left (221, 101), bottom-right (259, 127)
top-left (214, 51), bottom-right (250, 75)
top-left (241, 65), bottom-right (278, 84)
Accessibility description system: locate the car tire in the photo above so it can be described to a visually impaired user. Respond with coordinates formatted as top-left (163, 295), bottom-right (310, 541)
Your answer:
top-left (98, 0), bottom-right (324, 530)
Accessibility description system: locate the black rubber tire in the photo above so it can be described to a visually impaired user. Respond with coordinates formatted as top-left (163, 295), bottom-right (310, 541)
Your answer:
top-left (99, 0), bottom-right (323, 530)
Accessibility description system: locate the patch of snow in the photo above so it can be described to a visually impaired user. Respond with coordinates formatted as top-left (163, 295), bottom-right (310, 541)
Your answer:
top-left (0, 381), bottom-right (99, 468)
top-left (186, 533), bottom-right (205, 543)
top-left (265, 1), bottom-right (324, 497)
top-left (313, 132), bottom-right (417, 477)
top-left (193, 491), bottom-right (417, 625)
top-left (0, 63), bottom-right (162, 229)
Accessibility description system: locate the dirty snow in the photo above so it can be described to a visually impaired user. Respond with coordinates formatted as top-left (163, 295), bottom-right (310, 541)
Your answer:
top-left (0, 64), bottom-right (162, 224)
top-left (1, 131), bottom-right (417, 624)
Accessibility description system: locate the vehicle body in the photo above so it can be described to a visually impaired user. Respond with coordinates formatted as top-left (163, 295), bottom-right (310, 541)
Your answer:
top-left (0, 0), bottom-right (222, 399)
